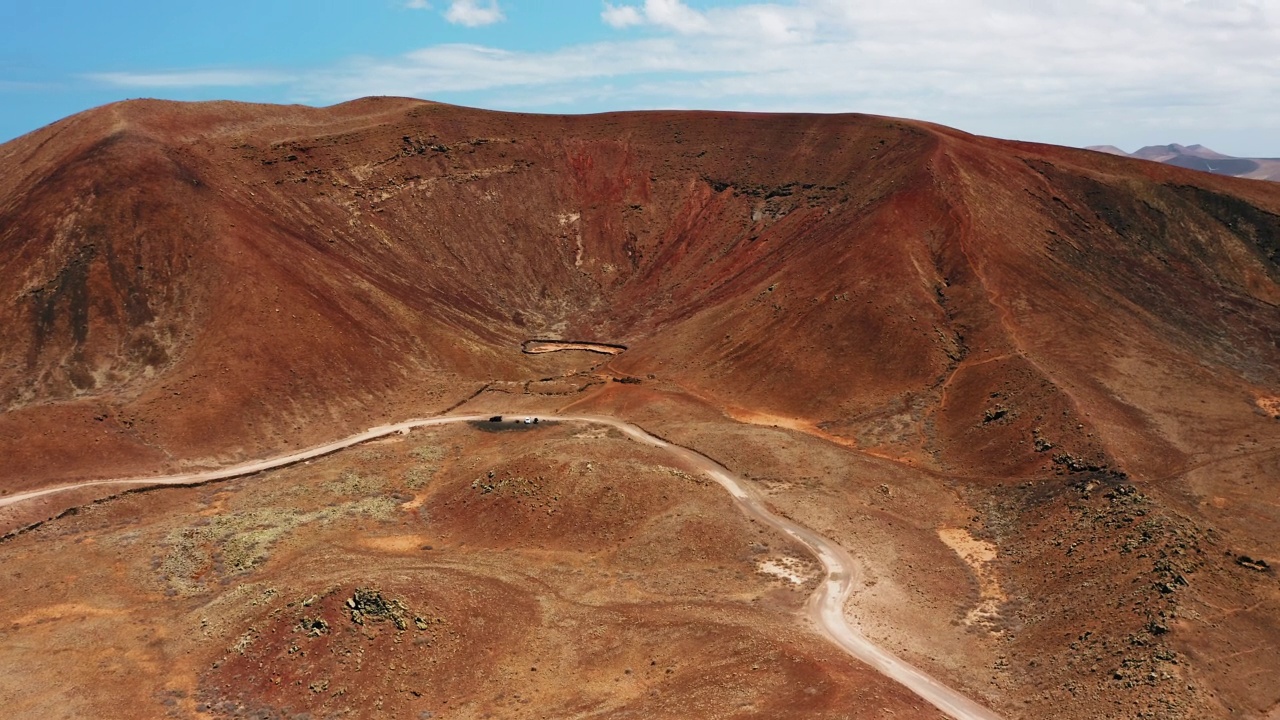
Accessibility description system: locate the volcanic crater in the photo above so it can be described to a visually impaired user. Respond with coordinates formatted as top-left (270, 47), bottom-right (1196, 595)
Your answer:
top-left (1, 98), bottom-right (1279, 719)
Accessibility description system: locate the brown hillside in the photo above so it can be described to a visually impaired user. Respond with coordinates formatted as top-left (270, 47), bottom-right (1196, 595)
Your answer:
top-left (1, 99), bottom-right (1279, 719)
top-left (3, 99), bottom-right (1276, 489)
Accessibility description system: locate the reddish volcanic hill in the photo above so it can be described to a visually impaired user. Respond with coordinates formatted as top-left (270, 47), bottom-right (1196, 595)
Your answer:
top-left (2, 98), bottom-right (1277, 487)
top-left (2, 99), bottom-right (1280, 719)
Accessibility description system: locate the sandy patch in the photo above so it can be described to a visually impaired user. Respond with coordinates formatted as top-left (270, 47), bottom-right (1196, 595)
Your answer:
top-left (522, 340), bottom-right (626, 355)
top-left (571, 427), bottom-right (612, 440)
top-left (400, 492), bottom-right (429, 511)
top-left (358, 534), bottom-right (432, 553)
top-left (937, 528), bottom-right (1006, 632)
top-left (1256, 395), bottom-right (1280, 419)
top-left (708, 400), bottom-right (910, 464)
top-left (198, 491), bottom-right (233, 517)
top-left (757, 555), bottom-right (819, 586)
top-left (13, 603), bottom-right (123, 627)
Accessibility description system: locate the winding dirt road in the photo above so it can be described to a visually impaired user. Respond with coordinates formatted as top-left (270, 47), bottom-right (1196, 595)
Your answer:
top-left (0, 415), bottom-right (490, 509)
top-left (0, 413), bottom-right (1003, 720)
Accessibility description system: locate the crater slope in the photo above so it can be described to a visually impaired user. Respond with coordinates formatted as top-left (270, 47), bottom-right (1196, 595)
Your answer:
top-left (2, 99), bottom-right (1279, 719)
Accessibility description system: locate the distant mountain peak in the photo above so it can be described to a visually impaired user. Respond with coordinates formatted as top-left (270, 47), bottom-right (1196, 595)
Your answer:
top-left (1085, 144), bottom-right (1130, 157)
top-left (1085, 142), bottom-right (1278, 181)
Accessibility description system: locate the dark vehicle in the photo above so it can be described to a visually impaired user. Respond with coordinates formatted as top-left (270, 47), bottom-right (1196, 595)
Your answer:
top-left (489, 415), bottom-right (502, 422)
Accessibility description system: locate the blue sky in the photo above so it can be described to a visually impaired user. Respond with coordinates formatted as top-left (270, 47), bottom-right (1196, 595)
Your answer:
top-left (3, 0), bottom-right (1279, 156)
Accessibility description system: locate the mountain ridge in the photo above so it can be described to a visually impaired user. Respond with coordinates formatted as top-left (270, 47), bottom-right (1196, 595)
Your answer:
top-left (1086, 141), bottom-right (1280, 181)
top-left (2, 98), bottom-right (1280, 719)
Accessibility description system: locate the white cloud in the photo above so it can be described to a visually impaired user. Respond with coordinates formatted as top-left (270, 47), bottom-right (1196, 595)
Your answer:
top-left (601, 0), bottom-right (816, 41)
top-left (0, 80), bottom-right (51, 91)
top-left (292, 39), bottom-right (706, 99)
top-left (86, 69), bottom-right (295, 88)
top-left (404, 0), bottom-right (431, 9)
top-left (299, 1), bottom-right (1279, 108)
top-left (632, 0), bottom-right (712, 33)
top-left (79, 1), bottom-right (1280, 154)
top-left (444, 0), bottom-right (504, 27)
top-left (602, 3), bottom-right (643, 28)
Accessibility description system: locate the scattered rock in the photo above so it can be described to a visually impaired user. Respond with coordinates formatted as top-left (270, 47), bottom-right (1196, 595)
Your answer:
top-left (1054, 453), bottom-right (1111, 474)
top-left (348, 587), bottom-right (410, 630)
top-left (1236, 555), bottom-right (1271, 572)
top-left (299, 616), bottom-right (329, 637)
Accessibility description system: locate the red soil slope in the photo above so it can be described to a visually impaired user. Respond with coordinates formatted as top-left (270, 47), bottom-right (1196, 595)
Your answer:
top-left (3, 98), bottom-right (1276, 492)
top-left (2, 99), bottom-right (1279, 718)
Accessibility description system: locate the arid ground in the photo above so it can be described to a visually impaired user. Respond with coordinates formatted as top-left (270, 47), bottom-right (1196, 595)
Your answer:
top-left (1, 99), bottom-right (1278, 719)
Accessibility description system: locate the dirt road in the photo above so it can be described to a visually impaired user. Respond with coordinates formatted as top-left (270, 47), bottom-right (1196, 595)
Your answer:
top-left (567, 415), bottom-right (1004, 720)
top-left (0, 413), bottom-right (1003, 720)
top-left (0, 415), bottom-right (489, 509)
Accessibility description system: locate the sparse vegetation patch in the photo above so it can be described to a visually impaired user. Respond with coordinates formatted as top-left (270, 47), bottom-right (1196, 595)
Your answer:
top-left (159, 497), bottom-right (398, 595)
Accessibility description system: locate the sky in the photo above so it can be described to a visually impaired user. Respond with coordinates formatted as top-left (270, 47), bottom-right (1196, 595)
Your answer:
top-left (2, 0), bottom-right (1279, 156)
